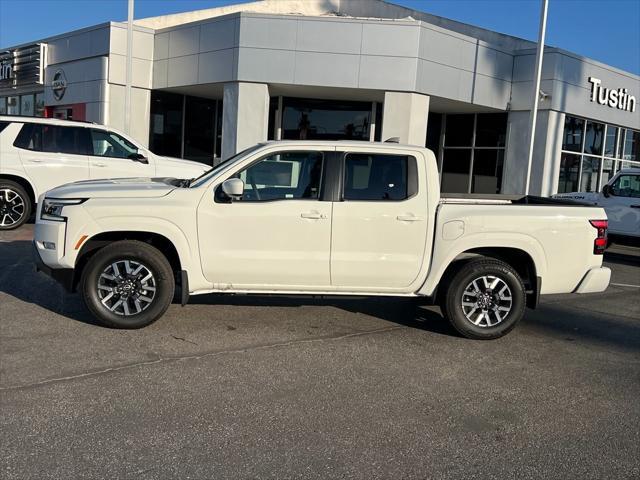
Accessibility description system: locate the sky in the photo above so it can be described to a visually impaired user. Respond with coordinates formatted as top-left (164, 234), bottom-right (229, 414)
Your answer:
top-left (0, 0), bottom-right (638, 75)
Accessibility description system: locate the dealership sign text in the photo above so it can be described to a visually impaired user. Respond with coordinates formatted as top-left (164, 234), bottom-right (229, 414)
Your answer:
top-left (588, 77), bottom-right (636, 113)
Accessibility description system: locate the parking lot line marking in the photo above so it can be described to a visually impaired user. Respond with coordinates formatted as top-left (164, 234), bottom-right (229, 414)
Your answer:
top-left (610, 282), bottom-right (640, 288)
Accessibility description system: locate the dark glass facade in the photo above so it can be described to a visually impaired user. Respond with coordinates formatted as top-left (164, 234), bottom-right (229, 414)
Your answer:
top-left (149, 91), bottom-right (222, 165)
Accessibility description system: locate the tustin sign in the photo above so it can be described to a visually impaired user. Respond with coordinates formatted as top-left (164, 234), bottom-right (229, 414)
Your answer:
top-left (588, 77), bottom-right (636, 113)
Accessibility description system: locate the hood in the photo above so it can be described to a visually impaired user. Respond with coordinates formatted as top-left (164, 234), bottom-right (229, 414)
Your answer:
top-left (155, 155), bottom-right (211, 175)
top-left (552, 192), bottom-right (599, 204)
top-left (45, 177), bottom-right (178, 199)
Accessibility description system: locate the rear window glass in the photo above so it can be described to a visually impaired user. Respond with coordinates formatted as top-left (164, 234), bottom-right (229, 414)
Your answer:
top-left (343, 153), bottom-right (416, 201)
top-left (0, 121), bottom-right (9, 134)
top-left (14, 123), bottom-right (90, 155)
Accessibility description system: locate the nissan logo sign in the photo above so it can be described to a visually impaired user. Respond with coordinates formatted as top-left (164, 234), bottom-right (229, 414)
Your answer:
top-left (52, 69), bottom-right (67, 101)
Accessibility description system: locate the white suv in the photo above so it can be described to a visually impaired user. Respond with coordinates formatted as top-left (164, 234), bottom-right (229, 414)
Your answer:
top-left (0, 116), bottom-right (209, 230)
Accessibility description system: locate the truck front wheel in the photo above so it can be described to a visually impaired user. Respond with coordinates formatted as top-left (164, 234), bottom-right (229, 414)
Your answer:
top-left (80, 240), bottom-right (175, 329)
top-left (441, 258), bottom-right (526, 340)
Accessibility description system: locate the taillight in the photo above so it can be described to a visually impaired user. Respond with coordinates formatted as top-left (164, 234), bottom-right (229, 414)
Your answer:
top-left (589, 219), bottom-right (608, 254)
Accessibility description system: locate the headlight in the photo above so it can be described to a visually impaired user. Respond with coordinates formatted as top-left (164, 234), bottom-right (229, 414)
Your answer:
top-left (40, 198), bottom-right (87, 222)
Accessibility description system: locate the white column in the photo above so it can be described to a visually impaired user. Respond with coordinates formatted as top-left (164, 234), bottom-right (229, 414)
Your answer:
top-left (380, 91), bottom-right (430, 146)
top-left (222, 82), bottom-right (270, 160)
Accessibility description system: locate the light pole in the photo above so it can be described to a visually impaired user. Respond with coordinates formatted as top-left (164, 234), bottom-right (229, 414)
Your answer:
top-left (524, 0), bottom-right (549, 195)
top-left (124, 0), bottom-right (134, 134)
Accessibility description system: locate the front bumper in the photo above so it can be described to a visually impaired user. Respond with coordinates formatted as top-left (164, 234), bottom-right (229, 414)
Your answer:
top-left (575, 266), bottom-right (611, 294)
top-left (33, 241), bottom-right (75, 292)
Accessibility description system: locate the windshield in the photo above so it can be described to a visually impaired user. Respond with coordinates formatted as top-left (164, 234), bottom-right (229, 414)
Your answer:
top-left (189, 145), bottom-right (263, 188)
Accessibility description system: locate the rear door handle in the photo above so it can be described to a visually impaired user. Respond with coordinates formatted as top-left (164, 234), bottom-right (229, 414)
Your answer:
top-left (397, 214), bottom-right (423, 222)
top-left (630, 205), bottom-right (640, 209)
top-left (301, 211), bottom-right (327, 220)
top-left (93, 162), bottom-right (107, 167)
top-left (28, 159), bottom-right (42, 163)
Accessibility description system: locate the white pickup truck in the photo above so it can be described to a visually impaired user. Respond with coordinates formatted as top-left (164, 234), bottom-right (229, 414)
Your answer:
top-left (34, 141), bottom-right (611, 339)
top-left (554, 168), bottom-right (640, 240)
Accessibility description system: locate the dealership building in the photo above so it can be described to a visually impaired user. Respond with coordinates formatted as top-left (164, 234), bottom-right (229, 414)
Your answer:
top-left (1, 0), bottom-right (638, 195)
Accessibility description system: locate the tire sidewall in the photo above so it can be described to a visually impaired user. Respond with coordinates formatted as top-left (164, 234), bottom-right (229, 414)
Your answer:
top-left (81, 242), bottom-right (174, 328)
top-left (446, 261), bottom-right (526, 340)
top-left (0, 181), bottom-right (31, 230)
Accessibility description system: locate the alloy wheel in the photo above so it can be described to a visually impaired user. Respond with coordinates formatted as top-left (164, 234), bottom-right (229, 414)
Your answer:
top-left (0, 188), bottom-right (26, 228)
top-left (97, 260), bottom-right (157, 316)
top-left (461, 275), bottom-right (513, 328)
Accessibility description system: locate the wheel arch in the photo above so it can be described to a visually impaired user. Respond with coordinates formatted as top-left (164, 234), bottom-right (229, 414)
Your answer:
top-left (0, 173), bottom-right (37, 207)
top-left (73, 231), bottom-right (183, 292)
top-left (427, 246), bottom-right (540, 309)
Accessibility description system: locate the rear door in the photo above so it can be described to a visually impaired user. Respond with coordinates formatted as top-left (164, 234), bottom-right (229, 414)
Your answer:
top-left (330, 148), bottom-right (429, 289)
top-left (605, 173), bottom-right (640, 235)
top-left (14, 123), bottom-right (90, 193)
top-left (88, 128), bottom-right (154, 179)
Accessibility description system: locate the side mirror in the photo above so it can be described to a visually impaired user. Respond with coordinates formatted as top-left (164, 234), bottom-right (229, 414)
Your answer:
top-left (602, 184), bottom-right (612, 197)
top-left (221, 178), bottom-right (244, 199)
top-left (129, 152), bottom-right (149, 164)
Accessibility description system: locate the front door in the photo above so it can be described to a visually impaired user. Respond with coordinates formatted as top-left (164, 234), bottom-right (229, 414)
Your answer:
top-left (604, 172), bottom-right (640, 235)
top-left (197, 148), bottom-right (332, 288)
top-left (330, 149), bottom-right (429, 289)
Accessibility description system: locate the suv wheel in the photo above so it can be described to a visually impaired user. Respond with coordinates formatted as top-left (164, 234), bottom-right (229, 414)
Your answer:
top-left (0, 180), bottom-right (31, 230)
top-left (441, 258), bottom-right (526, 340)
top-left (80, 240), bottom-right (175, 328)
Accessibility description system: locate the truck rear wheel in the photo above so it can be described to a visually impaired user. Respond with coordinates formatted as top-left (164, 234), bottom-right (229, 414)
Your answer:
top-left (80, 240), bottom-right (175, 329)
top-left (441, 258), bottom-right (526, 340)
top-left (0, 180), bottom-right (31, 230)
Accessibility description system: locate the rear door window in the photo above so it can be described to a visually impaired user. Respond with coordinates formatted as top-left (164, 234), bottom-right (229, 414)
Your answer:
top-left (343, 153), bottom-right (416, 201)
top-left (13, 124), bottom-right (90, 155)
top-left (0, 121), bottom-right (10, 134)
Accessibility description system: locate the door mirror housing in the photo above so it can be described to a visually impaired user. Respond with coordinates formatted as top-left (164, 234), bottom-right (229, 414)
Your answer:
top-left (602, 184), bottom-right (613, 197)
top-left (128, 152), bottom-right (149, 164)
top-left (221, 178), bottom-right (244, 199)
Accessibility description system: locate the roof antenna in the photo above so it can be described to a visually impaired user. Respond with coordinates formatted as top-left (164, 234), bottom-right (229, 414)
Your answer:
top-left (384, 137), bottom-right (400, 143)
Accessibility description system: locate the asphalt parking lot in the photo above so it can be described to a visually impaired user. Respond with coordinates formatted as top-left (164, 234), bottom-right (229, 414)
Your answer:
top-left (1, 225), bottom-right (639, 479)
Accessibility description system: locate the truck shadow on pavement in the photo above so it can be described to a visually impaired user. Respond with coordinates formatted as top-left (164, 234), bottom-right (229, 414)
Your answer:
top-left (1, 239), bottom-right (638, 349)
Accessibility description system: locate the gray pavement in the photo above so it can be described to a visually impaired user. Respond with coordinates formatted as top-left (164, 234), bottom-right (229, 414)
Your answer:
top-left (1, 225), bottom-right (639, 479)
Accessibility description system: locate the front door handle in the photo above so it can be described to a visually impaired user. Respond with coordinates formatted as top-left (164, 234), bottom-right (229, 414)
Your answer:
top-left (301, 211), bottom-right (327, 220)
top-left (397, 214), bottom-right (423, 222)
top-left (28, 159), bottom-right (42, 163)
top-left (93, 162), bottom-right (107, 167)
top-left (630, 205), bottom-right (640, 209)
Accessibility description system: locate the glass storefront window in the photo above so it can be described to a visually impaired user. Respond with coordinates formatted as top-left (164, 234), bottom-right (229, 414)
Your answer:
top-left (149, 91), bottom-right (184, 158)
top-left (441, 149), bottom-right (471, 193)
top-left (584, 121), bottom-right (604, 156)
top-left (472, 149), bottom-right (504, 194)
top-left (20, 94), bottom-right (34, 116)
top-left (622, 129), bottom-right (639, 161)
top-left (7, 96), bottom-right (19, 115)
top-left (605, 126), bottom-right (618, 157)
top-left (0, 97), bottom-right (6, 115)
top-left (558, 153), bottom-right (581, 193)
top-left (475, 113), bottom-right (508, 147)
top-left (281, 98), bottom-right (372, 141)
top-left (35, 93), bottom-right (44, 117)
top-left (559, 115), bottom-right (639, 192)
top-left (183, 95), bottom-right (216, 164)
top-left (601, 159), bottom-right (615, 186)
top-left (580, 156), bottom-right (600, 192)
top-left (444, 114), bottom-right (474, 147)
top-left (562, 116), bottom-right (584, 152)
top-left (439, 113), bottom-right (507, 193)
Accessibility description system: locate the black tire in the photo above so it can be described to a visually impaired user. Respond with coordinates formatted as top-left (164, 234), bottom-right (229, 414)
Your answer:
top-left (80, 240), bottom-right (175, 329)
top-left (0, 180), bottom-right (31, 230)
top-left (440, 258), bottom-right (526, 340)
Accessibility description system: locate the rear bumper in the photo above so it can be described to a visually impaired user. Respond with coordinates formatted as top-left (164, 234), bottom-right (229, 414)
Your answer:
top-left (575, 267), bottom-right (611, 294)
top-left (33, 241), bottom-right (75, 292)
